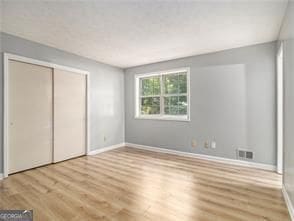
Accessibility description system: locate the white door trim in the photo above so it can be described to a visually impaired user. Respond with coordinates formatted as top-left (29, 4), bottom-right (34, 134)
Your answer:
top-left (3, 53), bottom-right (91, 178)
top-left (277, 43), bottom-right (284, 174)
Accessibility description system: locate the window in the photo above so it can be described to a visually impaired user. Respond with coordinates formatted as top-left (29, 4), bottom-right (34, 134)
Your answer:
top-left (135, 68), bottom-right (190, 121)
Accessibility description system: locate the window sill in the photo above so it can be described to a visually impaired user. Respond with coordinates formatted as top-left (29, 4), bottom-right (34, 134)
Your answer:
top-left (135, 115), bottom-right (190, 122)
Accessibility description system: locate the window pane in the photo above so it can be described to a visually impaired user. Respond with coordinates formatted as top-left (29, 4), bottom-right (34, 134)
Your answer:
top-left (178, 73), bottom-right (187, 93)
top-left (164, 96), bottom-right (178, 115)
top-left (164, 96), bottom-right (178, 106)
top-left (153, 77), bottom-right (161, 95)
top-left (179, 95), bottom-right (187, 105)
top-left (164, 95), bottom-right (187, 115)
top-left (141, 97), bottom-right (160, 115)
top-left (163, 74), bottom-right (179, 94)
top-left (178, 96), bottom-right (187, 114)
top-left (164, 106), bottom-right (178, 115)
top-left (141, 77), bottom-right (160, 96)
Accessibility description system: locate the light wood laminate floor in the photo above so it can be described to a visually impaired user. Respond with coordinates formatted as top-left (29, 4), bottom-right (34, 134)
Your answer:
top-left (0, 147), bottom-right (291, 221)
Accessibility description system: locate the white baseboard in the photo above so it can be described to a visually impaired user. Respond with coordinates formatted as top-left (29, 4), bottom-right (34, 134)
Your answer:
top-left (125, 142), bottom-right (276, 171)
top-left (0, 173), bottom-right (3, 180)
top-left (283, 185), bottom-right (294, 221)
top-left (87, 143), bottom-right (125, 156)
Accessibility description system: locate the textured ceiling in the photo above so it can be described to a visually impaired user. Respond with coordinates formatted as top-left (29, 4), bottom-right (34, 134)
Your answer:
top-left (1, 0), bottom-right (289, 68)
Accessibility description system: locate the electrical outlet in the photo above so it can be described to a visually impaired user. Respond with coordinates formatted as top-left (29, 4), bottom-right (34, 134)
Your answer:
top-left (204, 141), bottom-right (209, 148)
top-left (103, 136), bottom-right (107, 142)
top-left (211, 141), bottom-right (216, 149)
top-left (192, 140), bottom-right (197, 148)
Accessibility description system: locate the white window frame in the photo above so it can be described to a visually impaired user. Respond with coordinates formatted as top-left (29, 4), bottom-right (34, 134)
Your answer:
top-left (135, 67), bottom-right (190, 121)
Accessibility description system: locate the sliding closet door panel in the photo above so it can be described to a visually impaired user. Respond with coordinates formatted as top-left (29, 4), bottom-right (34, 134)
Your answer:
top-left (53, 69), bottom-right (86, 162)
top-left (8, 60), bottom-right (53, 174)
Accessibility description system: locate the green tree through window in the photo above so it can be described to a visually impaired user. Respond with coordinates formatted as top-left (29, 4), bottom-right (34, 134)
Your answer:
top-left (140, 77), bottom-right (161, 115)
top-left (163, 73), bottom-right (187, 115)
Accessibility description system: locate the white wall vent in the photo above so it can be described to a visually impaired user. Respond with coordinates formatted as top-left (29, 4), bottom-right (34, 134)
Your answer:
top-left (237, 149), bottom-right (254, 160)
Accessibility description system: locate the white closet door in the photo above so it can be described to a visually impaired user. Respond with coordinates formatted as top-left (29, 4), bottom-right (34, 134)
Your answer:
top-left (8, 60), bottom-right (53, 174)
top-left (53, 69), bottom-right (86, 162)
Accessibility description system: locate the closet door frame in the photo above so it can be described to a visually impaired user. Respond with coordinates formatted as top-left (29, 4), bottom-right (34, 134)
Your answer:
top-left (3, 53), bottom-right (90, 178)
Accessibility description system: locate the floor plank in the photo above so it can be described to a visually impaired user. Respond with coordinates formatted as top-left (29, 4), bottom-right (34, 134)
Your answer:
top-left (0, 147), bottom-right (291, 221)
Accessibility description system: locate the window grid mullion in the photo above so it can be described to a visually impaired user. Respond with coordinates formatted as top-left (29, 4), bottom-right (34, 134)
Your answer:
top-left (140, 95), bottom-right (161, 98)
top-left (162, 93), bottom-right (187, 97)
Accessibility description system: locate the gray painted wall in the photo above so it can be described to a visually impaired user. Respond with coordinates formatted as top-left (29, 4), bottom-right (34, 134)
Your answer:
top-left (279, 1), bottom-right (294, 211)
top-left (0, 32), bottom-right (125, 172)
top-left (125, 42), bottom-right (277, 165)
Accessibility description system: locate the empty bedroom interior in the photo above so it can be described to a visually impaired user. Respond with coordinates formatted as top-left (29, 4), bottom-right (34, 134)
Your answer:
top-left (0, 0), bottom-right (293, 221)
